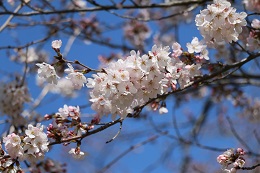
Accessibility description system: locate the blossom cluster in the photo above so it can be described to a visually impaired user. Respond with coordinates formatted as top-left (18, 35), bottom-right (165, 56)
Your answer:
top-left (86, 37), bottom-right (208, 119)
top-left (124, 19), bottom-right (151, 48)
top-left (28, 158), bottom-right (66, 173)
top-left (65, 63), bottom-right (87, 90)
top-left (46, 105), bottom-right (82, 140)
top-left (217, 148), bottom-right (246, 173)
top-left (11, 47), bottom-right (49, 63)
top-left (239, 97), bottom-right (260, 122)
top-left (46, 105), bottom-right (89, 159)
top-left (0, 80), bottom-right (31, 125)
top-left (195, 0), bottom-right (247, 46)
top-left (243, 0), bottom-right (260, 12)
top-left (36, 40), bottom-right (87, 90)
top-left (2, 124), bottom-right (49, 163)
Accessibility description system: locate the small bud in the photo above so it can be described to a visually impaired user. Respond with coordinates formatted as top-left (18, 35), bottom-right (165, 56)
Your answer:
top-left (45, 114), bottom-right (52, 120)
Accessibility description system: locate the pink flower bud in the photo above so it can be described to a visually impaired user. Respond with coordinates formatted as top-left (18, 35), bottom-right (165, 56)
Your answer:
top-left (236, 148), bottom-right (245, 155)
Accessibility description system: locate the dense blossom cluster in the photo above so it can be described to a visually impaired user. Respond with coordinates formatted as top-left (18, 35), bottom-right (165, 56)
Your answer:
top-left (86, 37), bottom-right (208, 119)
top-left (217, 148), bottom-right (246, 173)
top-left (195, 0), bottom-right (247, 46)
top-left (2, 124), bottom-right (49, 163)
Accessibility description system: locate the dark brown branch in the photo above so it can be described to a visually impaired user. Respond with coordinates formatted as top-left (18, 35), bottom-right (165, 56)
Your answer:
top-left (49, 118), bottom-right (122, 146)
top-left (0, 0), bottom-right (210, 16)
top-left (107, 3), bottom-right (199, 22)
top-left (240, 163), bottom-right (260, 170)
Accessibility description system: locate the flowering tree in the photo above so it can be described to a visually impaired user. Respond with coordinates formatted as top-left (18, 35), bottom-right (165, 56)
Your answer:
top-left (0, 0), bottom-right (260, 172)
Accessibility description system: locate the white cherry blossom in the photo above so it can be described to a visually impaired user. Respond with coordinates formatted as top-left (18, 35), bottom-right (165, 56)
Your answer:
top-left (69, 147), bottom-right (85, 159)
top-left (252, 19), bottom-right (260, 29)
top-left (65, 63), bottom-right (87, 90)
top-left (57, 104), bottom-right (80, 119)
top-left (86, 43), bottom-right (208, 119)
top-left (51, 40), bottom-right (62, 49)
top-left (36, 62), bottom-right (60, 85)
top-left (195, 0), bottom-right (247, 46)
top-left (159, 107), bottom-right (168, 114)
top-left (186, 37), bottom-right (205, 53)
top-left (3, 133), bottom-right (23, 159)
top-left (172, 42), bottom-right (183, 58)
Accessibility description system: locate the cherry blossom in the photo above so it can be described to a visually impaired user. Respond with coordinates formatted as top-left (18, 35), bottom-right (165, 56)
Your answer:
top-left (36, 62), bottom-right (60, 85)
top-left (186, 37), bottom-right (205, 53)
top-left (243, 0), bottom-right (260, 12)
top-left (251, 19), bottom-right (260, 29)
top-left (51, 40), bottom-right (62, 50)
top-left (65, 63), bottom-right (87, 90)
top-left (23, 124), bottom-right (49, 162)
top-left (57, 104), bottom-right (80, 119)
top-left (195, 0), bottom-right (247, 46)
top-left (3, 133), bottom-right (23, 159)
top-left (11, 47), bottom-right (49, 63)
top-left (159, 107), bottom-right (168, 114)
top-left (247, 19), bottom-right (260, 51)
top-left (124, 19), bottom-right (151, 48)
top-left (68, 147), bottom-right (85, 159)
top-left (1, 1), bottom-right (260, 172)
top-left (0, 81), bottom-right (31, 126)
top-left (86, 41), bottom-right (209, 119)
top-left (71, 0), bottom-right (87, 8)
top-left (217, 148), bottom-right (246, 172)
top-left (172, 42), bottom-right (183, 58)
top-left (7, 0), bottom-right (14, 6)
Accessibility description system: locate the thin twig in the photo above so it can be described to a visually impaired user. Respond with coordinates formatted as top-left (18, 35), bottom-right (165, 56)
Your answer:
top-left (106, 118), bottom-right (123, 143)
top-left (226, 116), bottom-right (252, 151)
top-left (31, 85), bottom-right (50, 110)
top-left (0, 3), bottom-right (23, 32)
top-left (20, 46), bottom-right (29, 87)
top-left (106, 3), bottom-right (199, 22)
top-left (99, 135), bottom-right (161, 173)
